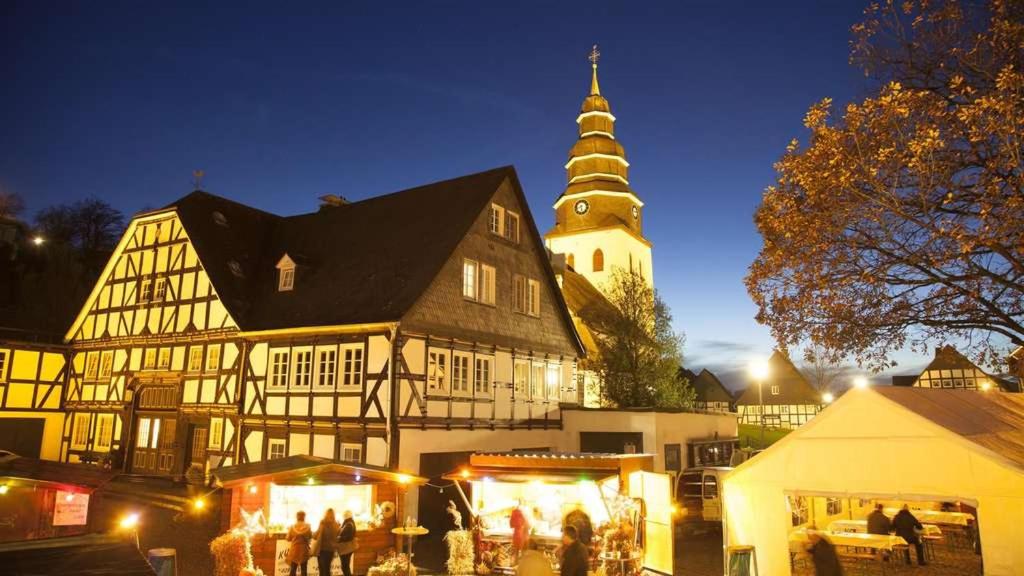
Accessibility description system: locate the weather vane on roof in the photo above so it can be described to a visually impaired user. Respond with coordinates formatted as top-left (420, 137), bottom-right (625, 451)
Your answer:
top-left (192, 169), bottom-right (205, 190)
top-left (588, 44), bottom-right (600, 67)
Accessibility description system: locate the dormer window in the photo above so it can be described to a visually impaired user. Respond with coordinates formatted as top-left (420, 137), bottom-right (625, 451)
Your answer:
top-left (276, 254), bottom-right (296, 292)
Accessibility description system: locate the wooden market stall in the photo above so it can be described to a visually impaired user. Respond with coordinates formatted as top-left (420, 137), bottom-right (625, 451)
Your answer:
top-left (215, 455), bottom-right (425, 575)
top-left (0, 456), bottom-right (113, 542)
top-left (443, 452), bottom-right (674, 576)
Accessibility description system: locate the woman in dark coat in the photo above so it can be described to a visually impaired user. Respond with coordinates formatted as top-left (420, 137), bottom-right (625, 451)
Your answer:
top-left (314, 508), bottom-right (340, 576)
top-left (806, 532), bottom-right (843, 576)
top-left (336, 510), bottom-right (358, 576)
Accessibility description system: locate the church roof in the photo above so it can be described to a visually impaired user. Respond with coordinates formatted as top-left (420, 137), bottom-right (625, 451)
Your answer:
top-left (734, 350), bottom-right (822, 406)
top-left (163, 166), bottom-right (580, 346)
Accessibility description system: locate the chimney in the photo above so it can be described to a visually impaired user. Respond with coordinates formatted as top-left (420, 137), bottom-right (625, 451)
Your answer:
top-left (318, 194), bottom-right (350, 209)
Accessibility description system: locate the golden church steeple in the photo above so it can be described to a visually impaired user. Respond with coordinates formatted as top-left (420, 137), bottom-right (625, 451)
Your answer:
top-left (545, 46), bottom-right (653, 290)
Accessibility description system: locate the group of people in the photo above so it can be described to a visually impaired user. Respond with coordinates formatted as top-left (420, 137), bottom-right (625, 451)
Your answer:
top-left (286, 509), bottom-right (359, 576)
top-left (805, 503), bottom-right (929, 576)
top-left (867, 503), bottom-right (928, 566)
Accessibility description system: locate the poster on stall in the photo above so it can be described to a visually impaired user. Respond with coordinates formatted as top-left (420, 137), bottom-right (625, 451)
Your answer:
top-left (53, 491), bottom-right (89, 526)
top-left (275, 538), bottom-right (342, 576)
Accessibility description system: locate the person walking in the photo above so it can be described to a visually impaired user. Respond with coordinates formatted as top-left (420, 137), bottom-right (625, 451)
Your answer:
top-left (286, 511), bottom-right (312, 576)
top-left (866, 503), bottom-right (892, 535)
top-left (336, 510), bottom-right (358, 576)
top-left (892, 505), bottom-right (927, 566)
top-left (559, 526), bottom-right (588, 576)
top-left (805, 531), bottom-right (843, 576)
top-left (314, 508), bottom-right (341, 575)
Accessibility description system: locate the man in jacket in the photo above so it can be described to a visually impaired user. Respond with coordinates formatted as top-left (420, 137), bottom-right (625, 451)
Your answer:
top-left (866, 504), bottom-right (892, 535)
top-left (891, 505), bottom-right (926, 565)
top-left (559, 526), bottom-right (588, 576)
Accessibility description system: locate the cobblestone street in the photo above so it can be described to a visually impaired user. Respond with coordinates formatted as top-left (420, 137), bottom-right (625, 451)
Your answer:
top-left (675, 528), bottom-right (723, 576)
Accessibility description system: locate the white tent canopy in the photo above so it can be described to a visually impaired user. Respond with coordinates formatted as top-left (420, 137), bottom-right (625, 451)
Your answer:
top-left (723, 386), bottom-right (1024, 575)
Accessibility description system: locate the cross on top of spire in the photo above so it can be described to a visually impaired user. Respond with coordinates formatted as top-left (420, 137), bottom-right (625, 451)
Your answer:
top-left (588, 45), bottom-right (601, 95)
top-left (588, 44), bottom-right (600, 67)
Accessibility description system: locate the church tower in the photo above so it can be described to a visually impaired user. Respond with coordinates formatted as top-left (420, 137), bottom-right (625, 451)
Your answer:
top-left (545, 46), bottom-right (653, 293)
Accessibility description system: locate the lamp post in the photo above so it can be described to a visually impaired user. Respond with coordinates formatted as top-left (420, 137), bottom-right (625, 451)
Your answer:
top-left (748, 358), bottom-right (770, 449)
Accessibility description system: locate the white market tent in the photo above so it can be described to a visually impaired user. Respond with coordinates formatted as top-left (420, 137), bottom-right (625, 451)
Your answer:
top-left (723, 386), bottom-right (1024, 575)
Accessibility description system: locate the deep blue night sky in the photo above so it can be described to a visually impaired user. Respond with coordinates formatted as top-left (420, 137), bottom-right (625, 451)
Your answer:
top-left (2, 1), bottom-right (918, 387)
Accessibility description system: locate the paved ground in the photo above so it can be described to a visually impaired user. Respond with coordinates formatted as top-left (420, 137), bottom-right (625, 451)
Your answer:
top-left (674, 526), bottom-right (723, 576)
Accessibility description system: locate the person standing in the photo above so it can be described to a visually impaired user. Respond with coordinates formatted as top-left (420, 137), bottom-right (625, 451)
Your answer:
top-left (805, 531), bottom-right (843, 576)
top-left (559, 526), bottom-right (588, 576)
top-left (286, 511), bottom-right (312, 576)
top-left (336, 510), bottom-right (358, 576)
top-left (866, 503), bottom-right (892, 535)
top-left (510, 500), bottom-right (531, 557)
top-left (892, 505), bottom-right (927, 566)
top-left (314, 508), bottom-right (341, 575)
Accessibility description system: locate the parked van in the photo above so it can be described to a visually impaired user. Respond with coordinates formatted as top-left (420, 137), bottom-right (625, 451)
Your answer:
top-left (674, 466), bottom-right (730, 523)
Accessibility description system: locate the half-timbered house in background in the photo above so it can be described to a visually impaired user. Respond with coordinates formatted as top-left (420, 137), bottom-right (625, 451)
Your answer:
top-left (0, 330), bottom-right (67, 460)
top-left (735, 350), bottom-right (823, 430)
top-left (891, 345), bottom-right (1021, 392)
top-left (56, 166), bottom-right (584, 490)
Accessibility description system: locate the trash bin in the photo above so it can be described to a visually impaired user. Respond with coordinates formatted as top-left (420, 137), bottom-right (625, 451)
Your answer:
top-left (147, 548), bottom-right (177, 576)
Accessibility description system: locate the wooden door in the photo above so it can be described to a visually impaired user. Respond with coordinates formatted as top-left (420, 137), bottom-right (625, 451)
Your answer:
top-left (132, 416), bottom-right (177, 474)
top-left (188, 425), bottom-right (208, 469)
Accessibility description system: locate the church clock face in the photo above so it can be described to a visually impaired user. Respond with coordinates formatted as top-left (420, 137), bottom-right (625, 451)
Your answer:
top-left (574, 200), bottom-right (590, 215)
top-left (631, 205), bottom-right (639, 219)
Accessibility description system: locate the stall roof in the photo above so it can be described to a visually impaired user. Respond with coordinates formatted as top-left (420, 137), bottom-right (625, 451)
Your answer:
top-left (0, 533), bottom-right (155, 575)
top-left (0, 455), bottom-right (114, 491)
top-left (444, 451), bottom-right (655, 482)
top-left (214, 455), bottom-right (426, 486)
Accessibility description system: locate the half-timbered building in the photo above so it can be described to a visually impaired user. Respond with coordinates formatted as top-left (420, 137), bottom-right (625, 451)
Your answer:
top-left (0, 331), bottom-right (67, 460)
top-left (891, 345), bottom-right (1021, 393)
top-left (58, 166), bottom-right (584, 485)
top-left (735, 350), bottom-right (823, 429)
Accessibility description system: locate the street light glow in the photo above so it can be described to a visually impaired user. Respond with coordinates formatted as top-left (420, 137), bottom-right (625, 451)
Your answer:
top-left (822, 392), bottom-right (835, 404)
top-left (853, 376), bottom-right (869, 389)
top-left (31, 236), bottom-right (45, 246)
top-left (980, 380), bottom-right (992, 391)
top-left (193, 498), bottom-right (206, 511)
top-left (0, 484), bottom-right (8, 495)
top-left (119, 513), bottom-right (140, 530)
top-left (748, 357), bottom-right (770, 381)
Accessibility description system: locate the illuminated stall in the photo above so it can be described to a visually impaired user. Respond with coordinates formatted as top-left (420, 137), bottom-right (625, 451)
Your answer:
top-left (215, 455), bottom-right (425, 575)
top-left (0, 457), bottom-right (112, 543)
top-left (444, 452), bottom-right (673, 576)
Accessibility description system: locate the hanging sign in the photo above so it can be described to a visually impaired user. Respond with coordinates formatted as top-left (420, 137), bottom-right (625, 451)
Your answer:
top-left (53, 491), bottom-right (89, 526)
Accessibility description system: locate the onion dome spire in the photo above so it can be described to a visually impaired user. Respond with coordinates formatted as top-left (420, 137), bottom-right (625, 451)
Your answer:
top-left (563, 45), bottom-right (633, 198)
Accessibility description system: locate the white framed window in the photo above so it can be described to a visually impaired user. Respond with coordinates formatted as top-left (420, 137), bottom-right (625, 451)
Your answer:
top-left (154, 277), bottom-right (167, 302)
top-left (268, 439), bottom-right (286, 460)
top-left (771, 385), bottom-right (780, 395)
top-left (209, 417), bottom-right (224, 450)
top-left (143, 349), bottom-right (157, 370)
top-left (504, 211), bottom-right (520, 243)
top-left (71, 413), bottom-right (91, 450)
top-left (138, 279), bottom-right (153, 303)
top-left (463, 259), bottom-right (478, 300)
top-left (292, 349), bottom-right (313, 388)
top-left (513, 275), bottom-right (527, 313)
top-left (513, 360), bottom-right (529, 396)
top-left (527, 279), bottom-right (541, 316)
top-left (95, 414), bottom-right (114, 450)
top-left (452, 353), bottom-right (471, 395)
top-left (546, 364), bottom-right (560, 400)
top-left (341, 345), bottom-right (363, 388)
top-left (427, 350), bottom-right (448, 391)
top-left (188, 347), bottom-right (204, 372)
top-left (531, 363), bottom-right (546, 400)
top-left (206, 344), bottom-right (221, 371)
top-left (278, 267), bottom-right (294, 291)
top-left (341, 443), bottom-right (362, 463)
top-left (0, 350), bottom-right (7, 382)
top-left (488, 204), bottom-right (505, 236)
top-left (99, 351), bottom-right (114, 379)
top-left (270, 351), bottom-right (290, 388)
top-left (479, 264), bottom-right (496, 305)
top-left (474, 357), bottom-right (492, 395)
top-left (84, 353), bottom-right (100, 381)
top-left (157, 348), bottom-right (171, 370)
top-left (317, 348), bottom-right (337, 388)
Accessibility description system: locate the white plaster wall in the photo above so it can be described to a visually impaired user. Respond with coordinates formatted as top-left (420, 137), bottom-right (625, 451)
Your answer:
top-left (546, 227), bottom-right (653, 290)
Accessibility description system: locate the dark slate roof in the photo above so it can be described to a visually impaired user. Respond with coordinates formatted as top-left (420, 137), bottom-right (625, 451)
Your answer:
top-left (164, 166), bottom-right (580, 346)
top-left (735, 350), bottom-right (822, 406)
top-left (690, 368), bottom-right (733, 404)
top-left (0, 456), bottom-right (115, 489)
top-left (0, 534), bottom-right (156, 575)
top-left (874, 386), bottom-right (1024, 471)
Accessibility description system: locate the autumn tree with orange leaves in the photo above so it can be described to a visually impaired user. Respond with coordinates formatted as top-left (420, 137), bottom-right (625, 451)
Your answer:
top-left (746, 0), bottom-right (1024, 371)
